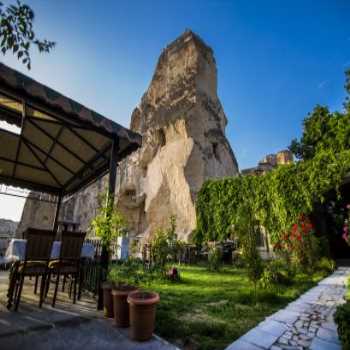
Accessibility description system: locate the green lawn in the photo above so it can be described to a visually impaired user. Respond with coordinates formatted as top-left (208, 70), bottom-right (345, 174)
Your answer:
top-left (148, 264), bottom-right (327, 350)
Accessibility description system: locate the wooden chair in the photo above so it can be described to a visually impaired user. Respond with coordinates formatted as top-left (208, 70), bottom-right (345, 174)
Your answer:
top-left (45, 231), bottom-right (86, 307)
top-left (11, 228), bottom-right (55, 311)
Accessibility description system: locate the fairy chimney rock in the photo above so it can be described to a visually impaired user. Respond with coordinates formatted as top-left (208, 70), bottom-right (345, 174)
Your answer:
top-left (116, 30), bottom-right (239, 242)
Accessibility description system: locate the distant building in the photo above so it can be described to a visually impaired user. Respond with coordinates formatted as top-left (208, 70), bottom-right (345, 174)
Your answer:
top-left (241, 149), bottom-right (293, 176)
top-left (0, 219), bottom-right (18, 257)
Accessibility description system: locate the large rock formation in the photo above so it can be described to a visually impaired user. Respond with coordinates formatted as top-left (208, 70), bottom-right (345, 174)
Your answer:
top-left (17, 30), bottom-right (239, 243)
top-left (115, 30), bottom-right (238, 242)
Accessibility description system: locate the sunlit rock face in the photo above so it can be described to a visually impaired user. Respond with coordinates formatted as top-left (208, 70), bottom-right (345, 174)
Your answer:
top-left (115, 30), bottom-right (239, 243)
top-left (17, 30), bottom-right (239, 243)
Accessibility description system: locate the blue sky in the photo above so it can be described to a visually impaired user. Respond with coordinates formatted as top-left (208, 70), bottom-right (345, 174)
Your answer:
top-left (1, 0), bottom-right (350, 220)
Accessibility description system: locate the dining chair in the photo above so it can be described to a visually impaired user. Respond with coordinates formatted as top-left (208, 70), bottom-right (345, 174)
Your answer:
top-left (45, 231), bottom-right (86, 307)
top-left (11, 228), bottom-right (55, 311)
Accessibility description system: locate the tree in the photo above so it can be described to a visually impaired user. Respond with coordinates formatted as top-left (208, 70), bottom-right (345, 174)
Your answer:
top-left (0, 0), bottom-right (55, 69)
top-left (289, 69), bottom-right (350, 160)
top-left (90, 191), bottom-right (127, 254)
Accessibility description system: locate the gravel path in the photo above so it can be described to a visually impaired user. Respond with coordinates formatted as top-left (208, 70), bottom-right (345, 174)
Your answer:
top-left (226, 267), bottom-right (350, 350)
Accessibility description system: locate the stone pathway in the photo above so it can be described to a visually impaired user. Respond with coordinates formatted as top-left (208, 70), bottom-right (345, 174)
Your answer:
top-left (226, 267), bottom-right (350, 350)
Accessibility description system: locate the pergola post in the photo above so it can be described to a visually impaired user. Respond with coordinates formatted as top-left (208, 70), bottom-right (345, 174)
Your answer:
top-left (52, 194), bottom-right (62, 235)
top-left (97, 136), bottom-right (119, 310)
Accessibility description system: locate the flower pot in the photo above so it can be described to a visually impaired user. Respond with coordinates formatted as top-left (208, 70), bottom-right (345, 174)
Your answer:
top-left (102, 282), bottom-right (114, 318)
top-left (112, 285), bottom-right (138, 327)
top-left (127, 291), bottom-right (160, 341)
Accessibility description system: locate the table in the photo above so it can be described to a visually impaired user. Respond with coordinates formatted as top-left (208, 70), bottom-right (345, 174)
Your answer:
top-left (1, 239), bottom-right (95, 265)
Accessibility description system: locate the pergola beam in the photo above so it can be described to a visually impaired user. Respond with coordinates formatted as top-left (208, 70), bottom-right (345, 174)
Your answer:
top-left (22, 136), bottom-right (75, 176)
top-left (44, 125), bottom-right (64, 165)
top-left (64, 123), bottom-right (109, 161)
top-left (0, 175), bottom-right (60, 194)
top-left (28, 117), bottom-right (89, 167)
top-left (22, 139), bottom-right (63, 187)
top-left (0, 156), bottom-right (45, 171)
top-left (62, 143), bottom-right (111, 192)
top-left (11, 100), bottom-right (26, 178)
top-left (0, 85), bottom-right (114, 138)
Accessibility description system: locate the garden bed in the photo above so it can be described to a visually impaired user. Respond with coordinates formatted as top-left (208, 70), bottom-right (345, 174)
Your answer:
top-left (147, 264), bottom-right (328, 350)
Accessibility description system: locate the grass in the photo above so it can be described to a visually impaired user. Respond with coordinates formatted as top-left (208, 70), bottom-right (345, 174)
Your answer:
top-left (146, 264), bottom-right (328, 350)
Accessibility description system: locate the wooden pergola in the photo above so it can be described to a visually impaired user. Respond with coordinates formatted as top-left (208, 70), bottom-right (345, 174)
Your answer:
top-left (0, 62), bottom-right (142, 307)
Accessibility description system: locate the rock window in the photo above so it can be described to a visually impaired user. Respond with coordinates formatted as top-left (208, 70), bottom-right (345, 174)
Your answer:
top-left (125, 189), bottom-right (136, 200)
top-left (157, 129), bottom-right (166, 147)
top-left (212, 142), bottom-right (220, 161)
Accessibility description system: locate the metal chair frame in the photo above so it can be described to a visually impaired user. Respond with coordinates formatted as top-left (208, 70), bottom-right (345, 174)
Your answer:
top-left (10, 228), bottom-right (55, 311)
top-left (45, 231), bottom-right (86, 307)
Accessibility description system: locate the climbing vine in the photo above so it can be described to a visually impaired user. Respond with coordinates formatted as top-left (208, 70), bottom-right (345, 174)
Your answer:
top-left (195, 148), bottom-right (350, 245)
top-left (195, 70), bottom-right (350, 247)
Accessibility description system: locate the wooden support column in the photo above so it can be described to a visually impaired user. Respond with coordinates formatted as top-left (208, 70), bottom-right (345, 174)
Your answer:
top-left (97, 137), bottom-right (119, 310)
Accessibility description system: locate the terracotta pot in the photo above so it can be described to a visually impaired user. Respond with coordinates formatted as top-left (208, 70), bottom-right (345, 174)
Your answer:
top-left (112, 285), bottom-right (138, 327)
top-left (127, 291), bottom-right (160, 341)
top-left (102, 282), bottom-right (114, 318)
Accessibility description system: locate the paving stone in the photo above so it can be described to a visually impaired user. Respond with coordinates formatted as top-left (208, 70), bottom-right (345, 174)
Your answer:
top-left (299, 340), bottom-right (311, 348)
top-left (321, 321), bottom-right (337, 332)
top-left (279, 337), bottom-right (289, 345)
top-left (257, 320), bottom-right (288, 338)
top-left (240, 328), bottom-right (278, 349)
top-left (310, 337), bottom-right (342, 350)
top-left (316, 327), bottom-right (341, 344)
top-left (269, 310), bottom-right (299, 325)
top-left (225, 339), bottom-right (264, 350)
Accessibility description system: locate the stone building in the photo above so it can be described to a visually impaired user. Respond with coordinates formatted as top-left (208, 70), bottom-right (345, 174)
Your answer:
top-left (241, 149), bottom-right (293, 176)
top-left (17, 30), bottom-right (239, 243)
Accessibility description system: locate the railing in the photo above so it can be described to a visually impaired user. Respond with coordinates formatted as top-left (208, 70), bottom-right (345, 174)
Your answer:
top-left (79, 238), bottom-right (119, 305)
top-left (142, 243), bottom-right (201, 266)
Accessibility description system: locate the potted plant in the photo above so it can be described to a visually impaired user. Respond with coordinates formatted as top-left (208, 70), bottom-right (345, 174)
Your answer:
top-left (90, 191), bottom-right (127, 317)
top-left (127, 290), bottom-right (160, 341)
top-left (126, 254), bottom-right (160, 340)
top-left (108, 259), bottom-right (142, 327)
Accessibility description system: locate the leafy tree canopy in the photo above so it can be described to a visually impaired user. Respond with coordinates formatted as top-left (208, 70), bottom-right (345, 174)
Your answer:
top-left (289, 70), bottom-right (350, 160)
top-left (0, 0), bottom-right (55, 69)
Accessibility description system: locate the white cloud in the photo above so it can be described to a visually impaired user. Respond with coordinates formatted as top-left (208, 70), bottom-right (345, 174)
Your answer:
top-left (317, 80), bottom-right (328, 89)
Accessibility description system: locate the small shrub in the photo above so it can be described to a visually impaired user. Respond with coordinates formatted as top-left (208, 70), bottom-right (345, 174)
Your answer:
top-left (316, 257), bottom-right (336, 274)
top-left (208, 245), bottom-right (222, 271)
top-left (242, 236), bottom-right (264, 299)
top-left (108, 258), bottom-right (154, 287)
top-left (150, 228), bottom-right (169, 274)
top-left (150, 215), bottom-right (186, 275)
top-left (260, 259), bottom-right (292, 290)
top-left (334, 302), bottom-right (350, 349)
top-left (232, 250), bottom-right (245, 268)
